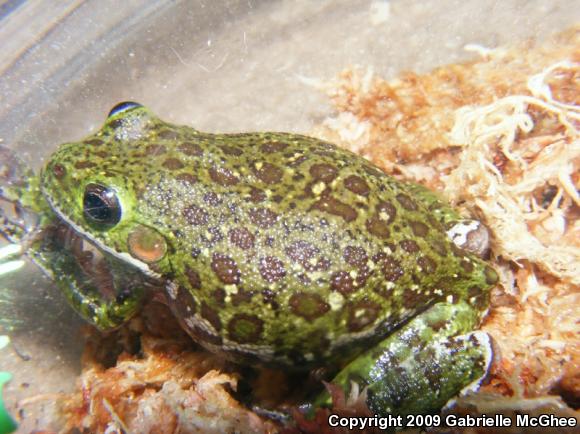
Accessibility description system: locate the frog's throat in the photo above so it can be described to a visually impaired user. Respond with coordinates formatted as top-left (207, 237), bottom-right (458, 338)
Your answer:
top-left (41, 189), bottom-right (162, 280)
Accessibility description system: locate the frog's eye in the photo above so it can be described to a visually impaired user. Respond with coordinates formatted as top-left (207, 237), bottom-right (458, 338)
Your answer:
top-left (83, 183), bottom-right (122, 226)
top-left (107, 101), bottom-right (142, 118)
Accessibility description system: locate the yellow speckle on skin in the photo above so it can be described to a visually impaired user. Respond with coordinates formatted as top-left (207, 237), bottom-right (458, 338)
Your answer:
top-left (312, 181), bottom-right (326, 195)
top-left (446, 295), bottom-right (454, 303)
top-left (224, 284), bottom-right (238, 295)
top-left (328, 292), bottom-right (345, 310)
top-left (255, 162), bottom-right (263, 170)
top-left (349, 270), bottom-right (359, 279)
top-left (379, 211), bottom-right (390, 221)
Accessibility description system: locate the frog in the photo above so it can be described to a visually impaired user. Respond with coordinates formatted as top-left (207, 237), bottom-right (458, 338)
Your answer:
top-left (0, 102), bottom-right (498, 419)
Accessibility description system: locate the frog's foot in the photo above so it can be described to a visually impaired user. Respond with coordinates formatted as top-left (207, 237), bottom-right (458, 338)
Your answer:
top-left (313, 302), bottom-right (494, 418)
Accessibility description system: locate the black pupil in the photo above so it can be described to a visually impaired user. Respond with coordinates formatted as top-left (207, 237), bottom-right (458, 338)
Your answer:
top-left (83, 184), bottom-right (121, 225)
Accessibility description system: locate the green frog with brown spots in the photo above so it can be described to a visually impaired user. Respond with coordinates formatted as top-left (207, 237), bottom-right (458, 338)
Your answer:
top-left (0, 102), bottom-right (498, 418)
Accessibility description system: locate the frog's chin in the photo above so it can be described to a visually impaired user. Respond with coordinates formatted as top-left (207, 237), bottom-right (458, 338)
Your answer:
top-left (43, 195), bottom-right (162, 280)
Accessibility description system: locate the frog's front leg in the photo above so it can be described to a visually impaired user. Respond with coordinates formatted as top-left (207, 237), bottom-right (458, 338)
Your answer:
top-left (33, 224), bottom-right (152, 330)
top-left (314, 301), bottom-right (494, 418)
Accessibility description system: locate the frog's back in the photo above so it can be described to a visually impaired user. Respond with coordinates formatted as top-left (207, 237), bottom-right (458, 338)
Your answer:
top-left (109, 121), bottom-right (488, 366)
top-left (49, 111), bottom-right (493, 367)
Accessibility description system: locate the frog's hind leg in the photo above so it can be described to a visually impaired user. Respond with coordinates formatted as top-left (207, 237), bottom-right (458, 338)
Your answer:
top-left (313, 301), bottom-right (494, 418)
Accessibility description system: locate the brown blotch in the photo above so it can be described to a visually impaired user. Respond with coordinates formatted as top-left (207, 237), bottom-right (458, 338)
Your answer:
top-left (201, 302), bottom-right (222, 331)
top-left (259, 256), bottom-right (286, 283)
top-left (450, 243), bottom-right (466, 258)
top-left (417, 256), bottom-right (437, 274)
top-left (53, 163), bottom-right (66, 179)
top-left (460, 259), bottom-right (474, 273)
top-left (227, 313), bottom-right (264, 344)
top-left (343, 246), bottom-right (368, 267)
top-left (402, 288), bottom-right (420, 309)
top-left (311, 196), bottom-right (357, 222)
top-left (309, 163), bottom-right (338, 182)
top-left (185, 266), bottom-right (202, 289)
top-left (261, 289), bottom-right (279, 310)
top-left (211, 253), bottom-right (241, 284)
top-left (212, 288), bottom-right (226, 307)
top-left (409, 221), bottom-right (429, 237)
top-left (289, 292), bottom-right (330, 321)
top-left (231, 287), bottom-right (255, 306)
top-left (145, 144), bottom-right (167, 155)
top-left (347, 301), bottom-right (380, 332)
top-left (468, 285), bottom-right (483, 299)
top-left (374, 283), bottom-right (394, 300)
top-left (330, 271), bottom-right (356, 295)
top-left (288, 155), bottom-right (308, 167)
top-left (203, 191), bottom-right (222, 206)
top-left (400, 239), bottom-right (420, 253)
top-left (178, 142), bottom-right (203, 156)
top-left (485, 266), bottom-right (499, 285)
top-left (229, 227), bottom-right (255, 250)
top-left (175, 173), bottom-right (198, 185)
top-left (285, 241), bottom-right (330, 272)
top-left (74, 161), bottom-right (96, 169)
top-left (344, 175), bottom-right (370, 196)
top-left (209, 166), bottom-right (239, 186)
top-left (254, 162), bottom-right (283, 184)
top-left (174, 285), bottom-right (197, 317)
top-left (219, 145), bottom-right (243, 156)
top-left (182, 204), bottom-right (209, 226)
top-left (366, 216), bottom-right (391, 239)
top-left (374, 253), bottom-right (404, 282)
top-left (247, 187), bottom-right (266, 203)
top-left (163, 158), bottom-right (184, 170)
top-left (431, 240), bottom-right (447, 257)
top-left (249, 208), bottom-right (278, 228)
top-left (396, 193), bottom-right (418, 211)
top-left (261, 142), bottom-right (288, 153)
top-left (286, 240), bottom-right (317, 264)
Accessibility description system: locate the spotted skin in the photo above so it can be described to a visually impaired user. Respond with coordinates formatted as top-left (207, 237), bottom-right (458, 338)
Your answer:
top-left (33, 103), bottom-right (499, 417)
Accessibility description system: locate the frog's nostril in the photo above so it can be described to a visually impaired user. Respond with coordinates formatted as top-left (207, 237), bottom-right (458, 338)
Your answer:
top-left (107, 101), bottom-right (142, 118)
top-left (52, 163), bottom-right (66, 179)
